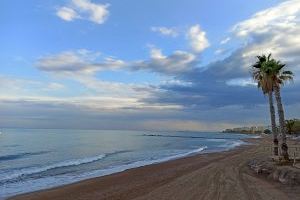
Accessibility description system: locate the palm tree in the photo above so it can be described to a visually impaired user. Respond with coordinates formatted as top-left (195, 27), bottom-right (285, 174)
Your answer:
top-left (260, 57), bottom-right (294, 161)
top-left (252, 54), bottom-right (278, 156)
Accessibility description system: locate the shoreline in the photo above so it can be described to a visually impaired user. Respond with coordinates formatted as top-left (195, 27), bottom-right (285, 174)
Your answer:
top-left (3, 135), bottom-right (249, 199)
top-left (9, 136), bottom-right (300, 200)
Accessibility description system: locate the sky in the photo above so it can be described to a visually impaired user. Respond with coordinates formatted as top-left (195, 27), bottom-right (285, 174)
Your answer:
top-left (0, 0), bottom-right (300, 131)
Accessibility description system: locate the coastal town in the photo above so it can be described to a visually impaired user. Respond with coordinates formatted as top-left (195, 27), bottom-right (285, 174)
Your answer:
top-left (223, 119), bottom-right (300, 134)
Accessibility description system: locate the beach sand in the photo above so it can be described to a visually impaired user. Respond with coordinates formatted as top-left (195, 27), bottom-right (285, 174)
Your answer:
top-left (9, 137), bottom-right (300, 200)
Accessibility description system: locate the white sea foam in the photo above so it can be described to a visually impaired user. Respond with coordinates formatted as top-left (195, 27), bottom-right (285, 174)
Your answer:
top-left (218, 140), bottom-right (246, 150)
top-left (206, 138), bottom-right (227, 142)
top-left (0, 154), bottom-right (106, 182)
top-left (250, 135), bottom-right (262, 139)
top-left (76, 146), bottom-right (207, 180)
top-left (0, 146), bottom-right (207, 198)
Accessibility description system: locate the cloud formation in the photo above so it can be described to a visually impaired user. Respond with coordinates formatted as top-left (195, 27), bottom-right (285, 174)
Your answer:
top-left (220, 37), bottom-right (230, 45)
top-left (3, 0), bottom-right (300, 131)
top-left (36, 49), bottom-right (125, 75)
top-left (131, 48), bottom-right (197, 76)
top-left (0, 99), bottom-right (226, 131)
top-left (56, 0), bottom-right (109, 24)
top-left (142, 0), bottom-right (300, 115)
top-left (233, 0), bottom-right (300, 38)
top-left (151, 27), bottom-right (178, 37)
top-left (232, 0), bottom-right (300, 75)
top-left (39, 0), bottom-right (300, 117)
top-left (56, 7), bottom-right (78, 21)
top-left (187, 24), bottom-right (210, 53)
top-left (36, 47), bottom-right (198, 77)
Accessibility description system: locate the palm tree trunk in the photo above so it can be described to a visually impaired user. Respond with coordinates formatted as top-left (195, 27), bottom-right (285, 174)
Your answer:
top-left (274, 85), bottom-right (289, 160)
top-left (268, 91), bottom-right (278, 156)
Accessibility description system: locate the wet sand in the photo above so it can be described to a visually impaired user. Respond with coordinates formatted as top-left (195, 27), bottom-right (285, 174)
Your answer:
top-left (9, 137), bottom-right (300, 200)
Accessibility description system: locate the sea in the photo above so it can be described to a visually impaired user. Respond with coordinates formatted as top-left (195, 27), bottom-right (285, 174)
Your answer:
top-left (0, 129), bottom-right (257, 198)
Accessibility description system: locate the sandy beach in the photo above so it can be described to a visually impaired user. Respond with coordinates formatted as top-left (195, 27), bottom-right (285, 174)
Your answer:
top-left (9, 137), bottom-right (300, 200)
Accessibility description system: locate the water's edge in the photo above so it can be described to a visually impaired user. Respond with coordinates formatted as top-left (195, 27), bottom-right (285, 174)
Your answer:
top-left (5, 139), bottom-right (252, 199)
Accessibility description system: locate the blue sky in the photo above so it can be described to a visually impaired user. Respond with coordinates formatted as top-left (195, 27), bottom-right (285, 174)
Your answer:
top-left (0, 0), bottom-right (299, 131)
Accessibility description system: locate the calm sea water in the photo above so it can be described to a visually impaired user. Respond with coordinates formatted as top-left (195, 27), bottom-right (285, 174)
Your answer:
top-left (0, 129), bottom-right (255, 198)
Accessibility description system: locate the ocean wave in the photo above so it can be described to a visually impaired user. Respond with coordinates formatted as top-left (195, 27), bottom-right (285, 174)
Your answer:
top-left (218, 140), bottom-right (246, 150)
top-left (0, 151), bottom-right (49, 161)
top-left (0, 154), bottom-right (107, 182)
top-left (3, 144), bottom-right (20, 148)
top-left (157, 146), bottom-right (207, 162)
top-left (0, 146), bottom-right (207, 198)
top-left (80, 146), bottom-right (208, 179)
top-left (206, 138), bottom-right (227, 142)
top-left (106, 150), bottom-right (132, 156)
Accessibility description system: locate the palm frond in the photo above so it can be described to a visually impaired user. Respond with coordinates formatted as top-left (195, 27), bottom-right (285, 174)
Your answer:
top-left (282, 70), bottom-right (294, 75)
top-left (276, 63), bottom-right (285, 71)
top-left (267, 53), bottom-right (272, 61)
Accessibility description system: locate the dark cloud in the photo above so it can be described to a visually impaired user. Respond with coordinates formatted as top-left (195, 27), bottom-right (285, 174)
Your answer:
top-left (142, 42), bottom-right (300, 112)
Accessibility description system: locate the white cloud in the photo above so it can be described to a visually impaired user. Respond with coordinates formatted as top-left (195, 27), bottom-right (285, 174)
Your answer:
top-left (56, 7), bottom-right (78, 21)
top-left (46, 83), bottom-right (65, 90)
top-left (72, 0), bottom-right (109, 24)
top-left (226, 78), bottom-right (256, 87)
top-left (215, 49), bottom-right (225, 55)
top-left (0, 75), bottom-right (171, 112)
top-left (187, 24), bottom-right (210, 53)
top-left (36, 49), bottom-right (125, 75)
top-left (231, 0), bottom-right (300, 75)
top-left (151, 27), bottom-right (178, 37)
top-left (36, 48), bottom-right (198, 77)
top-left (34, 47), bottom-right (199, 113)
top-left (220, 37), bottom-right (231, 45)
top-left (35, 50), bottom-right (158, 104)
top-left (150, 48), bottom-right (166, 60)
top-left (0, 75), bottom-right (66, 98)
top-left (56, 0), bottom-right (109, 24)
top-left (132, 47), bottom-right (197, 75)
top-left (72, 75), bottom-right (151, 99)
top-left (233, 0), bottom-right (300, 37)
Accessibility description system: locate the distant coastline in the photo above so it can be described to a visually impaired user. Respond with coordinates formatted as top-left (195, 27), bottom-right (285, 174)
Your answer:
top-left (222, 126), bottom-right (268, 134)
top-left (223, 120), bottom-right (300, 135)
top-left (222, 130), bottom-right (263, 134)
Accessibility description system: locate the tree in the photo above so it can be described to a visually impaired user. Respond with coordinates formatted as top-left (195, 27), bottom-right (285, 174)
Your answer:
top-left (252, 54), bottom-right (278, 156)
top-left (285, 119), bottom-right (295, 135)
top-left (261, 57), bottom-right (294, 161)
